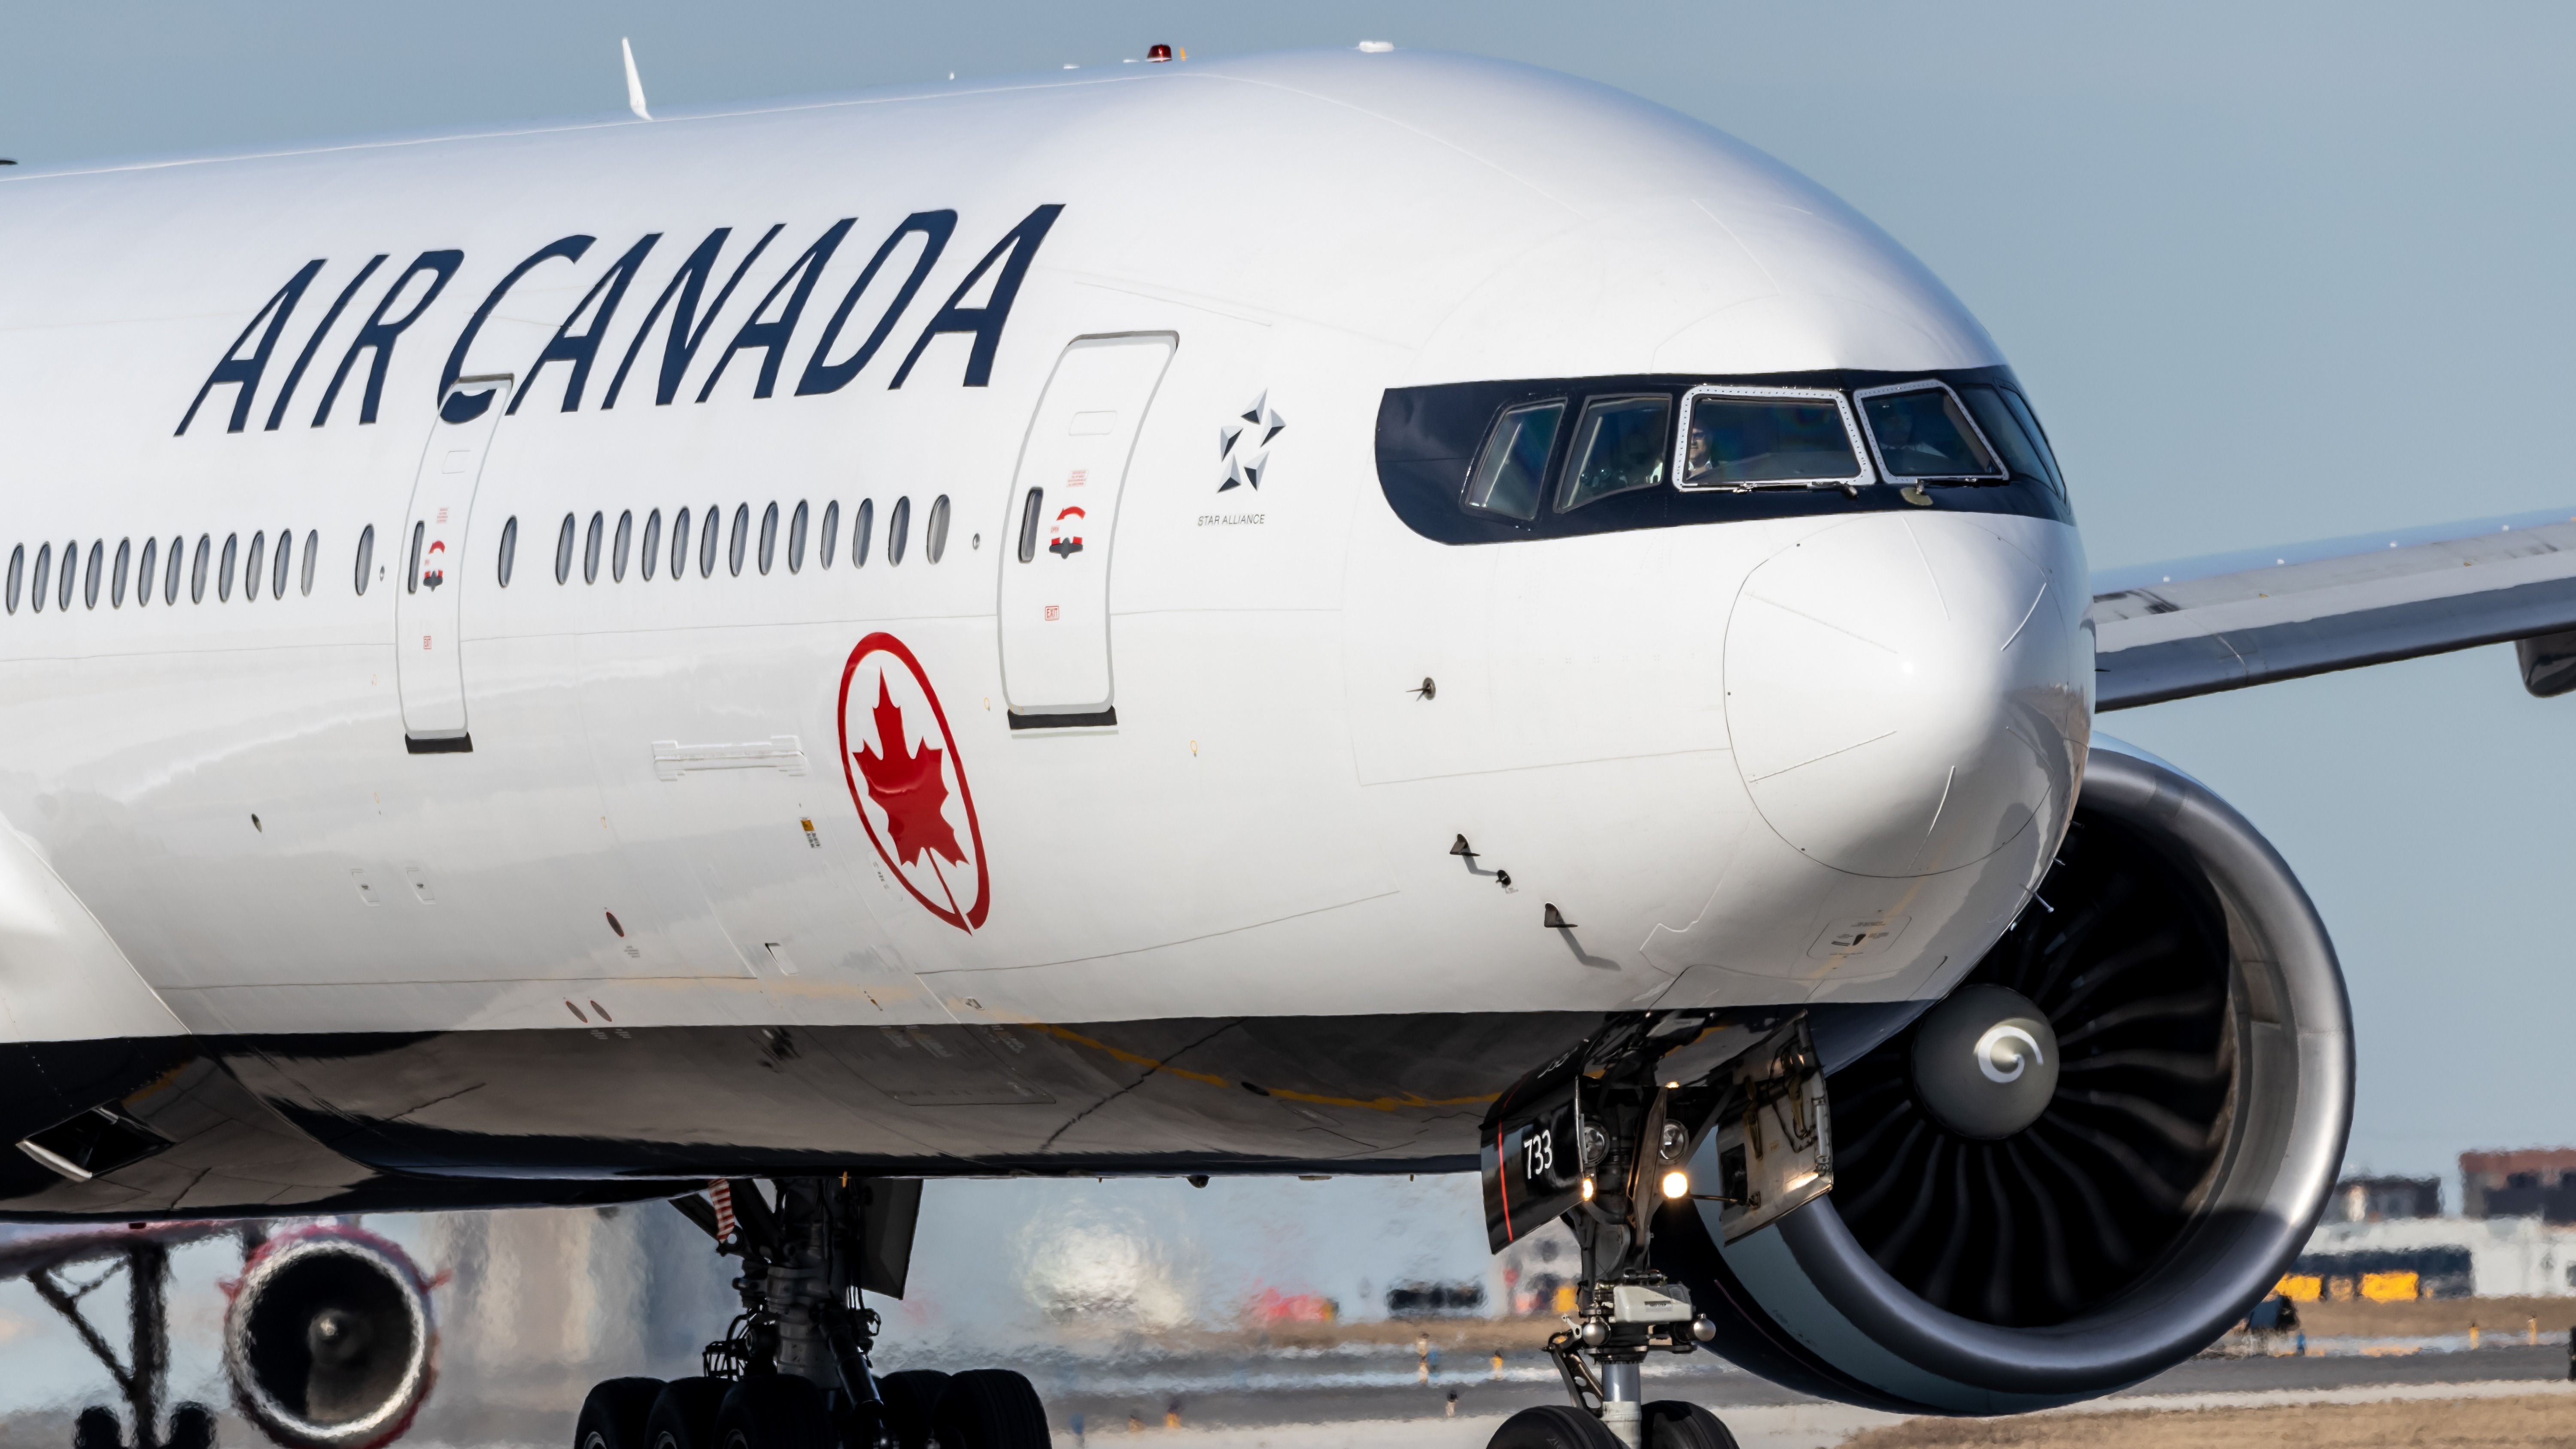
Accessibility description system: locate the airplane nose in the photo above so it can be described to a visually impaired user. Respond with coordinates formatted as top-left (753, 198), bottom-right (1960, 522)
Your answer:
top-left (1724, 514), bottom-right (2086, 879)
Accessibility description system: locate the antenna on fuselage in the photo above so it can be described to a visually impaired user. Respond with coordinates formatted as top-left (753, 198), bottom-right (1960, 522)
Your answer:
top-left (622, 37), bottom-right (653, 121)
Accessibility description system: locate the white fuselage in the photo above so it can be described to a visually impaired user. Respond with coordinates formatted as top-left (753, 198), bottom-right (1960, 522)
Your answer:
top-left (0, 51), bottom-right (2089, 1142)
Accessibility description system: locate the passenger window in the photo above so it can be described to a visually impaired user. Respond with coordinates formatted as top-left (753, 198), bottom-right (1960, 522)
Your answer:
top-left (641, 510), bottom-right (662, 581)
top-left (1464, 400), bottom-right (1564, 520)
top-left (927, 495), bottom-right (951, 563)
top-left (759, 502), bottom-right (779, 575)
top-left (32, 543), bottom-right (51, 613)
top-left (1558, 395), bottom-right (1671, 511)
top-left (353, 527), bottom-right (373, 597)
top-left (270, 528), bottom-right (292, 599)
top-left (699, 503), bottom-right (720, 578)
top-left (853, 499), bottom-right (874, 567)
top-left (1856, 383), bottom-right (2005, 483)
top-left (554, 514), bottom-right (576, 584)
top-left (788, 501), bottom-right (808, 574)
top-left (60, 540), bottom-right (79, 611)
top-left (4, 544), bottom-right (18, 614)
top-left (584, 512), bottom-right (605, 584)
top-left (137, 538), bottom-right (157, 608)
top-left (1017, 489), bottom-right (1044, 563)
top-left (1679, 389), bottom-right (1866, 489)
top-left (888, 497), bottom-right (911, 565)
top-left (112, 539), bottom-right (130, 608)
top-left (613, 510), bottom-right (633, 582)
top-left (728, 504), bottom-right (749, 577)
top-left (819, 502), bottom-right (838, 568)
top-left (670, 507), bottom-right (692, 580)
top-left (218, 534), bottom-right (237, 603)
top-left (243, 533), bottom-right (265, 604)
top-left (84, 541), bottom-right (104, 609)
top-left (498, 516), bottom-right (519, 587)
top-left (410, 523), bottom-right (428, 594)
top-left (301, 530), bottom-right (319, 595)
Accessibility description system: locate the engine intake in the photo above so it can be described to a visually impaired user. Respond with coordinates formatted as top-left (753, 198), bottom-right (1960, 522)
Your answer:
top-left (1654, 738), bottom-right (2351, 1413)
top-left (225, 1227), bottom-right (437, 1449)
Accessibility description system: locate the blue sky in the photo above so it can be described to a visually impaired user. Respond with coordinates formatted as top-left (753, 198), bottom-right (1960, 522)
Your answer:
top-left (6, 0), bottom-right (2570, 1189)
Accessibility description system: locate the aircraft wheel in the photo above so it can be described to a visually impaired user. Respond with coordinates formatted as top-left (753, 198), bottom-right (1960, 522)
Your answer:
top-left (167, 1404), bottom-right (219, 1449)
top-left (73, 1408), bottom-right (120, 1449)
top-left (1643, 1401), bottom-right (1738, 1449)
top-left (577, 1378), bottom-right (669, 1449)
top-left (645, 1376), bottom-right (734, 1449)
top-left (1485, 1405), bottom-right (1620, 1449)
top-left (717, 1374), bottom-right (831, 1449)
top-left (932, 1368), bottom-right (1049, 1449)
top-left (876, 1369), bottom-right (951, 1449)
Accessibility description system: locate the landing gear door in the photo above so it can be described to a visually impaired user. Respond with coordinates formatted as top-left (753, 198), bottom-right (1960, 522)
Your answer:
top-left (997, 334), bottom-right (1176, 729)
top-left (1706, 1017), bottom-right (1833, 1242)
top-left (395, 375), bottom-right (511, 750)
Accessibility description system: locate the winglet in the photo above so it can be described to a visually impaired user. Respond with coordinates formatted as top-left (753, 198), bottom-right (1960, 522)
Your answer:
top-left (622, 37), bottom-right (652, 121)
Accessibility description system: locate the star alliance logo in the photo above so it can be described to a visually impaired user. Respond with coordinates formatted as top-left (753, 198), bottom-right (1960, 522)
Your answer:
top-left (1217, 391), bottom-right (1285, 492)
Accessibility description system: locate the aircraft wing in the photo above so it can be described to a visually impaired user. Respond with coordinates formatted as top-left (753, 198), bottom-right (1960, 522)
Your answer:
top-left (2091, 507), bottom-right (2576, 709)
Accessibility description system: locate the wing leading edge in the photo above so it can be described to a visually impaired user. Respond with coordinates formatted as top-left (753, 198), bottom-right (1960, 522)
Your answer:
top-left (2091, 508), bottom-right (2576, 710)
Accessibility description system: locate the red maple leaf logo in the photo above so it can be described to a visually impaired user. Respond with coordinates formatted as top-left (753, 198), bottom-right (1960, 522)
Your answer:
top-left (853, 675), bottom-right (967, 871)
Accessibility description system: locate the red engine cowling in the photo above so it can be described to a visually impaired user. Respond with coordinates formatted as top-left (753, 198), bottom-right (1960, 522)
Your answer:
top-left (225, 1226), bottom-right (437, 1449)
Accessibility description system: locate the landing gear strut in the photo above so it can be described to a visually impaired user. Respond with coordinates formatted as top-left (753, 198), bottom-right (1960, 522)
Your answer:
top-left (572, 1175), bottom-right (1048, 1449)
top-left (1484, 1013), bottom-right (1827, 1449)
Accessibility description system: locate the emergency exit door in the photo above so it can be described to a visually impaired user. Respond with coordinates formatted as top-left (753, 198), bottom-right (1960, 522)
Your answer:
top-left (998, 334), bottom-right (1176, 728)
top-left (396, 375), bottom-right (511, 751)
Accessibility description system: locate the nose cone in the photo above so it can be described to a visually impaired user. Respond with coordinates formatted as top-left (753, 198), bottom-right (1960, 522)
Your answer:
top-left (1724, 514), bottom-right (2087, 878)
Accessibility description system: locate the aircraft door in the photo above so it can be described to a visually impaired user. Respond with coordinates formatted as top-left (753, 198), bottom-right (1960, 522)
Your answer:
top-left (396, 375), bottom-right (511, 751)
top-left (997, 334), bottom-right (1176, 728)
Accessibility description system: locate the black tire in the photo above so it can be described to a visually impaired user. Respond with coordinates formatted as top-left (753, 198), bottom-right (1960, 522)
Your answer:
top-left (579, 1378), bottom-right (669, 1449)
top-left (1644, 1401), bottom-right (1739, 1449)
top-left (1486, 1405), bottom-right (1620, 1449)
top-left (876, 1370), bottom-right (951, 1449)
top-left (73, 1408), bottom-right (120, 1449)
top-left (932, 1369), bottom-right (1049, 1449)
top-left (717, 1376), bottom-right (831, 1449)
top-left (167, 1404), bottom-right (218, 1449)
top-left (645, 1376), bottom-right (734, 1449)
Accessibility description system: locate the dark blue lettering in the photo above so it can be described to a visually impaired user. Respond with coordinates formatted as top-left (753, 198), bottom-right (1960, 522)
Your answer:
top-left (890, 204), bottom-right (1064, 389)
top-left (514, 233), bottom-right (660, 414)
top-left (312, 250), bottom-right (465, 426)
top-left (438, 234), bottom-right (595, 423)
top-left (698, 219), bottom-right (855, 402)
top-left (265, 255), bottom-right (387, 431)
top-left (176, 259), bottom-right (324, 435)
top-left (796, 212), bottom-right (956, 397)
top-left (601, 225), bottom-right (782, 409)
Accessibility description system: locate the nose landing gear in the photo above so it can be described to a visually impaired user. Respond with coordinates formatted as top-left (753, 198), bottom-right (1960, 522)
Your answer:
top-left (1482, 1014), bottom-right (1825, 1449)
top-left (570, 1176), bottom-right (1049, 1449)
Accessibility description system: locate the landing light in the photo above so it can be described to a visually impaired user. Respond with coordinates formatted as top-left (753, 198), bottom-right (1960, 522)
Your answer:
top-left (1580, 1176), bottom-right (1595, 1202)
top-left (1659, 1170), bottom-right (1690, 1200)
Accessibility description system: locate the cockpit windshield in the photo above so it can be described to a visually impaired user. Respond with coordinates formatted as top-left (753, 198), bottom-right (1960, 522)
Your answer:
top-left (1855, 383), bottom-right (2006, 483)
top-left (1559, 395), bottom-right (1671, 510)
top-left (1679, 387), bottom-right (1869, 490)
top-left (1380, 366), bottom-right (2071, 547)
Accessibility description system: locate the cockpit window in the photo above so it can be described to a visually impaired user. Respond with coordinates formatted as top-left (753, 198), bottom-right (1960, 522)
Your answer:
top-left (1463, 399), bottom-right (1565, 520)
top-left (1855, 383), bottom-right (2005, 483)
top-left (1955, 384), bottom-right (2066, 497)
top-left (1677, 387), bottom-right (1869, 490)
top-left (1557, 395), bottom-right (1671, 511)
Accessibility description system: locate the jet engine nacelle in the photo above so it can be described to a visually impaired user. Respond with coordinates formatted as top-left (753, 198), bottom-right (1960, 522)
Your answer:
top-left (1654, 738), bottom-right (2352, 1413)
top-left (225, 1227), bottom-right (437, 1449)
